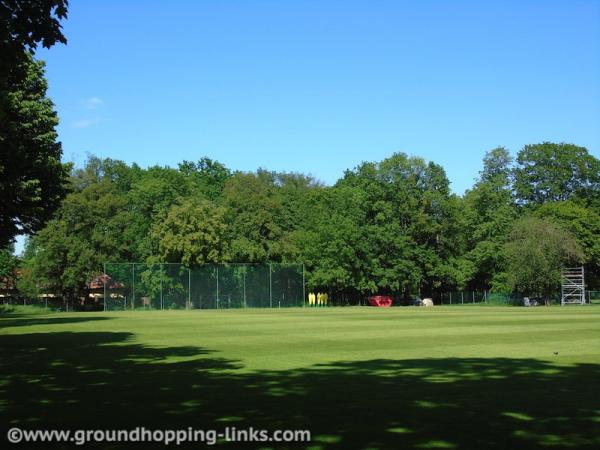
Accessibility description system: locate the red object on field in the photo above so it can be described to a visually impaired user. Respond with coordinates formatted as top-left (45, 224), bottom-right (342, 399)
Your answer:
top-left (368, 295), bottom-right (393, 307)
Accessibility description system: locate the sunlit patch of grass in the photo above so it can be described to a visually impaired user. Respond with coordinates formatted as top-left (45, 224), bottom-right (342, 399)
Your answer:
top-left (313, 435), bottom-right (341, 443)
top-left (415, 400), bottom-right (438, 408)
top-left (416, 439), bottom-right (457, 448)
top-left (502, 411), bottom-right (535, 421)
top-left (513, 430), bottom-right (595, 447)
top-left (387, 427), bottom-right (413, 434)
top-left (215, 416), bottom-right (244, 422)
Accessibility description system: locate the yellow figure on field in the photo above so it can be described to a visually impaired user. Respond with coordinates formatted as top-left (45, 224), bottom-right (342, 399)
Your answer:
top-left (323, 292), bottom-right (328, 306)
top-left (316, 292), bottom-right (322, 306)
top-left (308, 292), bottom-right (315, 306)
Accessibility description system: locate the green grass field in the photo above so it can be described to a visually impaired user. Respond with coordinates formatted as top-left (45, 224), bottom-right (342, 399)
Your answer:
top-left (1, 306), bottom-right (599, 449)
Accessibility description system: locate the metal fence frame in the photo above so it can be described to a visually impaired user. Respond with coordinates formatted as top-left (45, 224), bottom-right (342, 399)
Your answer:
top-left (103, 262), bottom-right (306, 311)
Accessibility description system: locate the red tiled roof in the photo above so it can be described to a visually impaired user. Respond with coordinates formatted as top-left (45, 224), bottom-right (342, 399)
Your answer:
top-left (88, 274), bottom-right (124, 290)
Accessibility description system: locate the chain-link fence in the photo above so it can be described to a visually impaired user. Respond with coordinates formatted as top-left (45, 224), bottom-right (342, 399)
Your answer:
top-left (437, 291), bottom-right (488, 305)
top-left (433, 291), bottom-right (579, 306)
top-left (103, 263), bottom-right (305, 310)
top-left (587, 291), bottom-right (600, 304)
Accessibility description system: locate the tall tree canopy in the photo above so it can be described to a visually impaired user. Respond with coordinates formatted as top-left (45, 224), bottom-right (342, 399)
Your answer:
top-left (513, 142), bottom-right (600, 206)
top-left (462, 147), bottom-right (517, 290)
top-left (1, 0), bottom-right (70, 248)
top-left (310, 153), bottom-right (462, 299)
top-left (26, 182), bottom-right (135, 300)
top-left (151, 198), bottom-right (228, 265)
top-left (0, 56), bottom-right (70, 248)
top-left (0, 0), bottom-right (68, 78)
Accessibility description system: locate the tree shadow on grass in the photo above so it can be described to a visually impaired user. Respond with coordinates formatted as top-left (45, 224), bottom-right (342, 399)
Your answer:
top-left (0, 331), bottom-right (599, 449)
top-left (0, 316), bottom-right (113, 329)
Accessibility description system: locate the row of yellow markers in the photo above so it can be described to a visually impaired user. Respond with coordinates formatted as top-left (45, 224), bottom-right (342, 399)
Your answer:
top-left (308, 292), bottom-right (328, 306)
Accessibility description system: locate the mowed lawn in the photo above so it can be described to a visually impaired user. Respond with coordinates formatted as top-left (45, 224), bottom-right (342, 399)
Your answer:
top-left (1, 306), bottom-right (599, 449)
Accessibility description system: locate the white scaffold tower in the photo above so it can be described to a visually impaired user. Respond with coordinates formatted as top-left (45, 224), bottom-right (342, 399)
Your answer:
top-left (561, 266), bottom-right (585, 306)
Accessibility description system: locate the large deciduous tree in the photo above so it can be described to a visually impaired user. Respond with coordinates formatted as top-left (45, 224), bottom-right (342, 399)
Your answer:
top-left (504, 217), bottom-right (583, 304)
top-left (25, 182), bottom-right (135, 300)
top-left (513, 142), bottom-right (600, 206)
top-left (151, 198), bottom-right (228, 265)
top-left (1, 0), bottom-right (70, 248)
top-left (222, 171), bottom-right (286, 262)
top-left (312, 153), bottom-right (461, 300)
top-left (178, 157), bottom-right (232, 201)
top-left (462, 147), bottom-right (517, 290)
top-left (0, 56), bottom-right (71, 248)
top-left (534, 201), bottom-right (600, 288)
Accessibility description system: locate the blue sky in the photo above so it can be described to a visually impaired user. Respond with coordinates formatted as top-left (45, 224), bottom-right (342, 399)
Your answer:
top-left (37, 0), bottom-right (599, 191)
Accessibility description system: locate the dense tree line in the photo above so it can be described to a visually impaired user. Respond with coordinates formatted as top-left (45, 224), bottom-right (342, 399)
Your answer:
top-left (11, 143), bottom-right (600, 304)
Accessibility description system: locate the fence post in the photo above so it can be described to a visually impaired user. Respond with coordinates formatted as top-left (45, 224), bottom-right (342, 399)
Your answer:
top-left (449, 292), bottom-right (452, 305)
top-left (160, 264), bottom-right (163, 310)
top-left (302, 264), bottom-right (306, 308)
top-left (243, 269), bottom-right (247, 308)
top-left (132, 263), bottom-right (135, 310)
top-left (269, 263), bottom-right (273, 308)
top-left (472, 291), bottom-right (475, 303)
top-left (242, 266), bottom-right (247, 308)
top-left (188, 266), bottom-right (191, 310)
top-left (103, 262), bottom-right (107, 312)
top-left (461, 292), bottom-right (464, 304)
top-left (216, 264), bottom-right (219, 309)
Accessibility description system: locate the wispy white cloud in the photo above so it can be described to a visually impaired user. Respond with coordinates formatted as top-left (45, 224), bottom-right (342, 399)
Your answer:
top-left (83, 97), bottom-right (104, 110)
top-left (71, 118), bottom-right (101, 128)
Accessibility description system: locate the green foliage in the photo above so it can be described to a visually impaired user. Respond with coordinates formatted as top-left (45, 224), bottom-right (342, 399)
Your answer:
top-left (0, 0), bottom-right (68, 79)
top-left (462, 147), bottom-right (517, 289)
top-left (25, 182), bottom-right (136, 298)
top-left (504, 217), bottom-right (584, 302)
top-left (178, 157), bottom-right (232, 201)
top-left (1, 0), bottom-right (69, 247)
top-left (151, 198), bottom-right (228, 265)
top-left (534, 201), bottom-right (600, 287)
top-left (0, 55), bottom-right (70, 247)
top-left (514, 142), bottom-right (600, 205)
top-left (308, 153), bottom-right (461, 298)
top-left (70, 155), bottom-right (136, 192)
top-left (222, 171), bottom-right (287, 262)
top-left (0, 244), bottom-right (18, 282)
top-left (15, 265), bottom-right (38, 300)
top-left (303, 184), bottom-right (368, 295)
